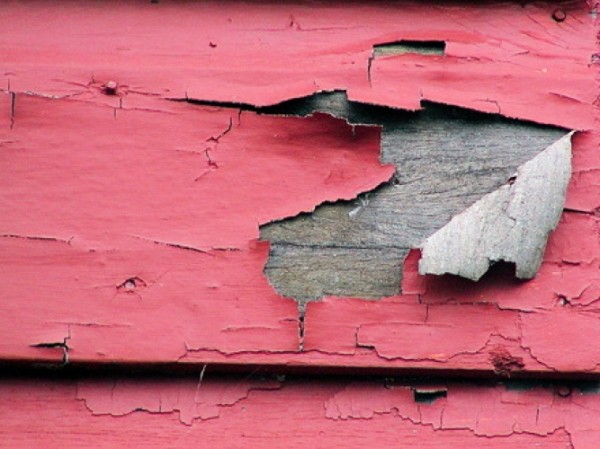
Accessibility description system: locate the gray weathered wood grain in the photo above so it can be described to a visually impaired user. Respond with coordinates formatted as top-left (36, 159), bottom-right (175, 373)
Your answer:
top-left (259, 93), bottom-right (567, 302)
top-left (419, 133), bottom-right (573, 281)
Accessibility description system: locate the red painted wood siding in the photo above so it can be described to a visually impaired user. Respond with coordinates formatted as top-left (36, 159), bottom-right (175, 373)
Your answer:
top-left (1, 1), bottom-right (599, 447)
top-left (1, 377), bottom-right (599, 449)
top-left (1, 0), bottom-right (598, 376)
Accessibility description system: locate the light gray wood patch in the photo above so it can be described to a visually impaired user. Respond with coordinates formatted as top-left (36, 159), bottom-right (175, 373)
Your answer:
top-left (419, 133), bottom-right (573, 281)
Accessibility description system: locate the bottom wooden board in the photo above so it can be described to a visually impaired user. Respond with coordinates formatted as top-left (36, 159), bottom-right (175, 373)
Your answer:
top-left (1, 375), bottom-right (599, 448)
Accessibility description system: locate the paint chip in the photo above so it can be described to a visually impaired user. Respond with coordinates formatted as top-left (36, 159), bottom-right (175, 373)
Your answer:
top-left (419, 132), bottom-right (573, 281)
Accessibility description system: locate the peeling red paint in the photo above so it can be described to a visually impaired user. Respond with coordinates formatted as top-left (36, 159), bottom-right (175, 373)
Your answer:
top-left (1, 1), bottom-right (595, 128)
top-left (0, 95), bottom-right (393, 363)
top-left (2, 95), bottom-right (391, 249)
top-left (77, 376), bottom-right (282, 425)
top-left (0, 0), bottom-right (599, 379)
top-left (2, 378), bottom-right (599, 448)
top-left (565, 131), bottom-right (600, 213)
top-left (2, 2), bottom-right (600, 448)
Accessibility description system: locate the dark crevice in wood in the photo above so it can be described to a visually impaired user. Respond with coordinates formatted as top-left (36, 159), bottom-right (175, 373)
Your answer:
top-left (412, 387), bottom-right (448, 404)
top-left (373, 40), bottom-right (446, 57)
top-left (2, 361), bottom-right (600, 383)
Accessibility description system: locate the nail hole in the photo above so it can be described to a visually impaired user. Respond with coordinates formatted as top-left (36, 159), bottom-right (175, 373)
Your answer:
top-left (557, 294), bottom-right (570, 306)
top-left (552, 9), bottom-right (567, 22)
top-left (117, 276), bottom-right (147, 292)
top-left (102, 81), bottom-right (118, 96)
top-left (556, 386), bottom-right (572, 398)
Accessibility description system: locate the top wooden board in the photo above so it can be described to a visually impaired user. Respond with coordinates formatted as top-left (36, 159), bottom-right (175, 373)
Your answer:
top-left (1, 0), bottom-right (598, 377)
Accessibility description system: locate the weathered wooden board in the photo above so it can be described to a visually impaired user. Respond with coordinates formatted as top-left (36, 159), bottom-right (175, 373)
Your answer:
top-left (1, 376), bottom-right (599, 449)
top-left (261, 98), bottom-right (568, 300)
top-left (1, 1), bottom-right (594, 127)
top-left (1, 0), bottom-right (598, 376)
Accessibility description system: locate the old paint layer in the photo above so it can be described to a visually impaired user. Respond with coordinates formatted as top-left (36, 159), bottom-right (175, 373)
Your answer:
top-left (0, 1), bottom-right (598, 375)
top-left (1, 1), bottom-right (594, 128)
top-left (419, 133), bottom-right (573, 280)
top-left (0, 378), bottom-right (599, 448)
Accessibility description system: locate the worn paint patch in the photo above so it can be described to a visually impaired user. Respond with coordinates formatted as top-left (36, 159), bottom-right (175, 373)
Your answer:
top-left (420, 132), bottom-right (573, 280)
top-left (77, 375), bottom-right (282, 425)
top-left (2, 379), bottom-right (599, 448)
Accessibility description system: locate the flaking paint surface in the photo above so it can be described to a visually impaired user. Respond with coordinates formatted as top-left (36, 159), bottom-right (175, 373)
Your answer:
top-left (1, 0), bottom-right (599, 375)
top-left (1, 378), bottom-right (599, 448)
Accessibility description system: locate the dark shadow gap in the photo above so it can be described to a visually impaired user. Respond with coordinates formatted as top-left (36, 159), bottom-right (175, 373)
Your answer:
top-left (373, 40), bottom-right (446, 57)
top-left (1, 360), bottom-right (600, 383)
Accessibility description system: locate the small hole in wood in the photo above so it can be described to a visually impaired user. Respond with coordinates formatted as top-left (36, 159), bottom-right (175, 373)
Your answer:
top-left (412, 388), bottom-right (447, 404)
top-left (373, 40), bottom-right (446, 57)
top-left (556, 386), bottom-right (572, 398)
top-left (552, 8), bottom-right (567, 22)
top-left (557, 294), bottom-right (570, 306)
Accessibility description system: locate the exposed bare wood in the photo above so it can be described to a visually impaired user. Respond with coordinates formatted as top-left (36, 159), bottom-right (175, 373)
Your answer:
top-left (261, 100), bottom-right (567, 301)
top-left (420, 132), bottom-right (573, 281)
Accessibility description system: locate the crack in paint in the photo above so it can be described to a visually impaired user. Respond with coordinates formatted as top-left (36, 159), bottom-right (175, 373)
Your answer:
top-left (0, 233), bottom-right (74, 244)
top-left (323, 380), bottom-right (595, 446)
top-left (30, 326), bottom-right (71, 365)
top-left (128, 235), bottom-right (215, 256)
top-left (76, 375), bottom-right (284, 426)
top-left (4, 0), bottom-right (586, 378)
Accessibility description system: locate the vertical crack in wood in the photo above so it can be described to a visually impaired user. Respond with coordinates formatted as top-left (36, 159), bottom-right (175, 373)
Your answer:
top-left (10, 91), bottom-right (16, 129)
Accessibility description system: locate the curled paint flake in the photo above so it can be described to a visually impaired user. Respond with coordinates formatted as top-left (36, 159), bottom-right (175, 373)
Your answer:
top-left (419, 132), bottom-right (573, 281)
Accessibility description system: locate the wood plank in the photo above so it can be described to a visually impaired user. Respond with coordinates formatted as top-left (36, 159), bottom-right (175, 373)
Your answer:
top-left (1, 1), bottom-right (594, 126)
top-left (0, 0), bottom-right (597, 375)
top-left (0, 376), bottom-right (598, 448)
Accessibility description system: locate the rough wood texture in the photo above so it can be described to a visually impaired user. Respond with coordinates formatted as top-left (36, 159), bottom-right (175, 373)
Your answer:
top-left (1, 376), bottom-right (599, 449)
top-left (420, 132), bottom-right (573, 281)
top-left (261, 100), bottom-right (567, 300)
